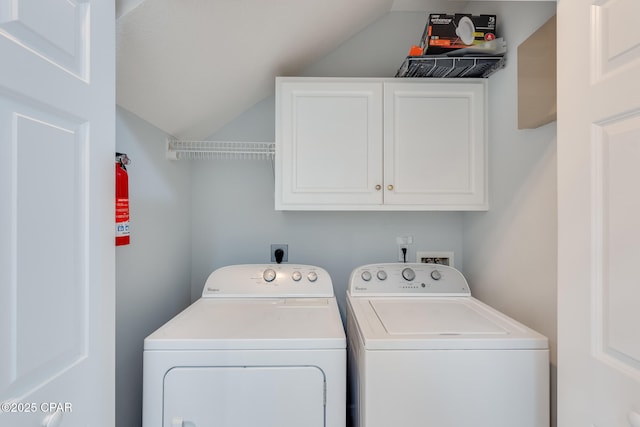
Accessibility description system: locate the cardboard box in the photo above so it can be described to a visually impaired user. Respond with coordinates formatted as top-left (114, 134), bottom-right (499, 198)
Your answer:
top-left (422, 13), bottom-right (497, 55)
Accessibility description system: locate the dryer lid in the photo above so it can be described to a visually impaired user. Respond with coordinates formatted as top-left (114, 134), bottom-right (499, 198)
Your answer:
top-left (145, 297), bottom-right (346, 351)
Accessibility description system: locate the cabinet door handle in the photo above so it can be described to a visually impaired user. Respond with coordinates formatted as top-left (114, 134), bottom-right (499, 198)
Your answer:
top-left (375, 185), bottom-right (381, 191)
top-left (387, 184), bottom-right (394, 191)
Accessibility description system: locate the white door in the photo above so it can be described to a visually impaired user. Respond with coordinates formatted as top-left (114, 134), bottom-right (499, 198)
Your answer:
top-left (558, 0), bottom-right (640, 426)
top-left (0, 1), bottom-right (115, 427)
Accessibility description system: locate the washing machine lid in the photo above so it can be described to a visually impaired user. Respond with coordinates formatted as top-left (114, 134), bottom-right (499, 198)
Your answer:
top-left (144, 297), bottom-right (346, 351)
top-left (348, 296), bottom-right (548, 350)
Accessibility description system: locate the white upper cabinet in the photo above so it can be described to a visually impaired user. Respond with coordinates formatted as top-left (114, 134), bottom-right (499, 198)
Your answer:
top-left (275, 77), bottom-right (487, 211)
top-left (383, 81), bottom-right (487, 209)
top-left (276, 79), bottom-right (383, 207)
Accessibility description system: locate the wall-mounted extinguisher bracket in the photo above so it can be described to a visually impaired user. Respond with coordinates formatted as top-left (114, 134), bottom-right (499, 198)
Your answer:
top-left (116, 152), bottom-right (131, 246)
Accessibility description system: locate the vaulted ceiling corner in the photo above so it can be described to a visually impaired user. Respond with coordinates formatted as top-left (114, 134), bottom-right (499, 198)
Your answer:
top-left (116, 0), bottom-right (397, 140)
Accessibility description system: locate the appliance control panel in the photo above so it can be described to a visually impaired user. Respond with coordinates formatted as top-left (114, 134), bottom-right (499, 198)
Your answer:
top-left (203, 264), bottom-right (334, 298)
top-left (348, 263), bottom-right (471, 296)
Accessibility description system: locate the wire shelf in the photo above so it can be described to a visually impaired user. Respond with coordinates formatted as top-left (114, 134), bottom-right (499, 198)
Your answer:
top-left (167, 139), bottom-right (275, 160)
top-left (395, 56), bottom-right (505, 78)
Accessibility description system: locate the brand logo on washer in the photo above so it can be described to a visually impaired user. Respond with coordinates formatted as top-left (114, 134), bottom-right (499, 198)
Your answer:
top-left (355, 286), bottom-right (368, 291)
top-left (207, 287), bottom-right (220, 292)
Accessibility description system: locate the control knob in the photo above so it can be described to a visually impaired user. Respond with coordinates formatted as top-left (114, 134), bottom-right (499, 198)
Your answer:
top-left (292, 271), bottom-right (302, 281)
top-left (361, 271), bottom-right (372, 282)
top-left (307, 271), bottom-right (318, 282)
top-left (431, 270), bottom-right (442, 281)
top-left (263, 269), bottom-right (276, 282)
top-left (377, 270), bottom-right (387, 281)
top-left (402, 267), bottom-right (415, 281)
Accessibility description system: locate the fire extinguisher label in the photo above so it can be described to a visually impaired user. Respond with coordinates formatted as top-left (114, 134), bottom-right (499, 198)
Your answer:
top-left (116, 197), bottom-right (130, 236)
top-left (116, 222), bottom-right (130, 236)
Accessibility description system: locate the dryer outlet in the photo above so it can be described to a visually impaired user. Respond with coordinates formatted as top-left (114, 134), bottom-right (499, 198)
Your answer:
top-left (270, 244), bottom-right (288, 263)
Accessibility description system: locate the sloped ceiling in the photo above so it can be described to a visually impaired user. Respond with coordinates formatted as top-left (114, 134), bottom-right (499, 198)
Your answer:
top-left (115, 0), bottom-right (420, 140)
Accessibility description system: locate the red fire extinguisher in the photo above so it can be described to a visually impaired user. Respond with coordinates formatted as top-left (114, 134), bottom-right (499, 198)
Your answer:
top-left (115, 153), bottom-right (131, 246)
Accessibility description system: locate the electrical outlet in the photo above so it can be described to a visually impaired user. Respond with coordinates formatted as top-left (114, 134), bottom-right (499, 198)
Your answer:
top-left (398, 246), bottom-right (410, 262)
top-left (396, 235), bottom-right (413, 262)
top-left (270, 244), bottom-right (288, 263)
top-left (416, 251), bottom-right (454, 267)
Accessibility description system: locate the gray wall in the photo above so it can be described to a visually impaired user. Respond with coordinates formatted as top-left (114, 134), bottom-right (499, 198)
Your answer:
top-left (191, 155), bottom-right (464, 318)
top-left (115, 107), bottom-right (192, 427)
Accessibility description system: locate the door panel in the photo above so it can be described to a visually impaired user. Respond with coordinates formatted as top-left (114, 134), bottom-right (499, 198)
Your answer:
top-left (1, 101), bottom-right (88, 399)
top-left (391, 96), bottom-right (471, 191)
top-left (594, 0), bottom-right (640, 76)
top-left (164, 366), bottom-right (325, 427)
top-left (594, 114), bottom-right (640, 373)
top-left (0, 0), bottom-right (88, 79)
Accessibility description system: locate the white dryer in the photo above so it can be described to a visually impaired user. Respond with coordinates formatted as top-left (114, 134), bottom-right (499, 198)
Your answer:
top-left (346, 263), bottom-right (549, 427)
top-left (143, 264), bottom-right (346, 427)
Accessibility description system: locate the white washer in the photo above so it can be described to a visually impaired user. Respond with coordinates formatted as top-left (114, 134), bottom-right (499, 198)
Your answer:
top-left (143, 264), bottom-right (346, 427)
top-left (347, 263), bottom-right (549, 427)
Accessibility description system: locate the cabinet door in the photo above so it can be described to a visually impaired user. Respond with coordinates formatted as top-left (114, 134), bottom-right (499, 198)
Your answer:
top-left (384, 81), bottom-right (487, 210)
top-left (276, 79), bottom-right (383, 209)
